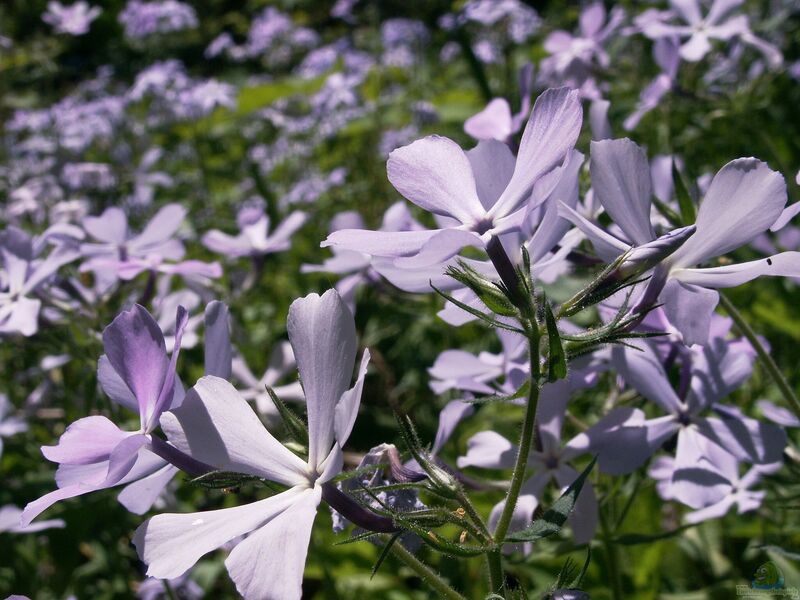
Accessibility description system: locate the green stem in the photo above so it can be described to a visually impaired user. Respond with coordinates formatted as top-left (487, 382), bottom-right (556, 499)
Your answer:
top-left (486, 549), bottom-right (505, 596)
top-left (389, 539), bottom-right (468, 600)
top-left (493, 323), bottom-right (541, 545)
top-left (718, 293), bottom-right (800, 420)
top-left (599, 505), bottom-right (623, 600)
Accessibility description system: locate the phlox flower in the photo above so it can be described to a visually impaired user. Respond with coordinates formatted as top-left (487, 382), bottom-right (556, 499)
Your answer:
top-left (79, 204), bottom-right (221, 289)
top-left (202, 204), bottom-right (307, 259)
top-left (541, 1), bottom-right (625, 82)
top-left (135, 290), bottom-right (370, 599)
top-left (636, 0), bottom-right (781, 66)
top-left (0, 225), bottom-right (81, 336)
top-left (560, 138), bottom-right (800, 345)
top-left (20, 303), bottom-right (189, 524)
top-left (608, 331), bottom-right (786, 503)
top-left (649, 435), bottom-right (779, 524)
top-left (0, 394), bottom-right (28, 459)
top-left (323, 87), bottom-right (582, 269)
top-left (42, 1), bottom-right (102, 36)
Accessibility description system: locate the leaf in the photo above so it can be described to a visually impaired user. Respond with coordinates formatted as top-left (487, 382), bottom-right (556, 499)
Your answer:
top-left (266, 386), bottom-right (308, 447)
top-left (613, 525), bottom-right (693, 545)
top-left (189, 470), bottom-right (264, 490)
top-left (544, 299), bottom-right (567, 382)
top-left (652, 197), bottom-right (683, 228)
top-left (672, 160), bottom-right (696, 225)
top-left (431, 283), bottom-right (525, 334)
top-left (372, 532), bottom-right (402, 578)
top-left (465, 380), bottom-right (531, 405)
top-left (506, 457), bottom-right (597, 543)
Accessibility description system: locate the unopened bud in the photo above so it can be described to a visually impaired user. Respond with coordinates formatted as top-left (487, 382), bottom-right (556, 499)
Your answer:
top-left (616, 225), bottom-right (696, 279)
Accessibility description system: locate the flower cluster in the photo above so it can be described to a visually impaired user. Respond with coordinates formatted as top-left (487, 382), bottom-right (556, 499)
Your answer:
top-left (2, 1), bottom-right (799, 599)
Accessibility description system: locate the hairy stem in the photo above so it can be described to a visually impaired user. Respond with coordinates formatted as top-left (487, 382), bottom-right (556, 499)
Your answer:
top-left (719, 293), bottom-right (800, 420)
top-left (486, 549), bottom-right (505, 596)
top-left (491, 321), bottom-right (541, 551)
top-left (388, 538), bottom-right (468, 600)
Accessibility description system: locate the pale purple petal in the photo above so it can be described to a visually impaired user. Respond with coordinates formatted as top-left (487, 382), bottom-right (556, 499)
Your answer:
top-left (102, 305), bottom-right (168, 430)
top-left (669, 158), bottom-right (787, 268)
top-left (287, 290), bottom-right (357, 469)
top-left (83, 207), bottom-right (128, 243)
top-left (203, 301), bottom-right (231, 379)
top-left (161, 376), bottom-right (308, 485)
top-left (134, 488), bottom-right (305, 580)
top-left (590, 138), bottom-right (655, 245)
top-left (464, 98), bottom-right (513, 142)
top-left (322, 228), bottom-right (441, 258)
top-left (387, 135), bottom-right (486, 224)
top-left (457, 431), bottom-right (517, 470)
top-left (671, 252), bottom-right (800, 288)
top-left (334, 350), bottom-right (370, 447)
top-left (660, 278), bottom-right (720, 346)
top-left (490, 88), bottom-right (583, 219)
top-left (225, 487), bottom-right (321, 600)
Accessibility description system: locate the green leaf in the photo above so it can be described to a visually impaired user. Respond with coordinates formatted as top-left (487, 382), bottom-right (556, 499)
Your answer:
top-left (652, 196), bottom-right (683, 228)
top-left (266, 386), bottom-right (308, 447)
top-left (506, 456), bottom-right (597, 542)
top-left (189, 470), bottom-right (264, 490)
top-left (465, 380), bottom-right (531, 405)
top-left (672, 160), bottom-right (696, 225)
top-left (431, 283), bottom-right (525, 334)
top-left (371, 532), bottom-right (402, 578)
top-left (613, 525), bottom-right (693, 545)
top-left (544, 299), bottom-right (567, 382)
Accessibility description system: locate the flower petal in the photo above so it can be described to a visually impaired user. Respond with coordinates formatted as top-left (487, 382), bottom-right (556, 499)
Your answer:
top-left (134, 487), bottom-right (304, 580)
top-left (671, 252), bottom-right (800, 288)
top-left (491, 88), bottom-right (583, 219)
top-left (287, 290), bottom-right (357, 469)
top-left (162, 376), bottom-right (308, 486)
top-left (387, 135), bottom-right (486, 224)
top-left (334, 350), bottom-right (370, 447)
top-left (225, 487), bottom-right (321, 600)
top-left (589, 138), bottom-right (655, 245)
top-left (102, 304), bottom-right (168, 429)
top-left (669, 158), bottom-right (787, 268)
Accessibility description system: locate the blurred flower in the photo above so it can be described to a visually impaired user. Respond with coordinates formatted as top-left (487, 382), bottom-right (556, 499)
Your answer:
top-left (636, 0), bottom-right (782, 66)
top-left (119, 0), bottom-right (198, 39)
top-left (202, 203), bottom-right (307, 259)
top-left (0, 394), bottom-right (28, 458)
top-left (0, 505), bottom-right (63, 533)
top-left (42, 1), bottom-right (101, 36)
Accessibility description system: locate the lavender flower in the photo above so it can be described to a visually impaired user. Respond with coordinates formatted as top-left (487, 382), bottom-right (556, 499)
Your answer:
top-left (636, 0), bottom-right (781, 65)
top-left (560, 138), bottom-right (800, 344)
top-left (135, 290), bottom-right (370, 599)
top-left (80, 204), bottom-right (220, 287)
top-left (21, 304), bottom-right (189, 525)
top-left (202, 204), bottom-right (307, 259)
top-left (0, 394), bottom-right (28, 458)
top-left (323, 88), bottom-right (582, 268)
top-left (0, 226), bottom-right (80, 336)
top-left (42, 1), bottom-right (101, 36)
top-left (119, 0), bottom-right (198, 39)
